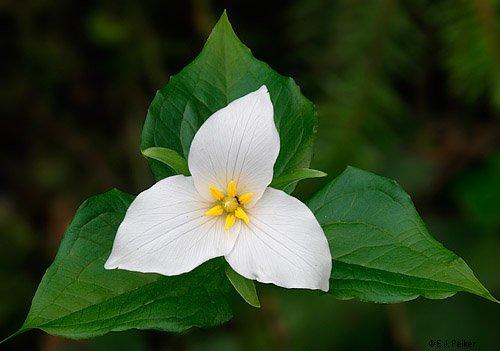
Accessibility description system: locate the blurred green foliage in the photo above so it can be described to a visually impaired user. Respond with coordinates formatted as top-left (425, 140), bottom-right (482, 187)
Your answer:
top-left (1, 0), bottom-right (499, 350)
top-left (454, 152), bottom-right (500, 229)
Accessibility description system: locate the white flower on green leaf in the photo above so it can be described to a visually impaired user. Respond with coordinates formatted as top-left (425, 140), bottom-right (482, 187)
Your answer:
top-left (105, 86), bottom-right (332, 291)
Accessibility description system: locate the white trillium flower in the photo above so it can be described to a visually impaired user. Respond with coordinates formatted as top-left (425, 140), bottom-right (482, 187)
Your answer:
top-left (105, 85), bottom-right (332, 291)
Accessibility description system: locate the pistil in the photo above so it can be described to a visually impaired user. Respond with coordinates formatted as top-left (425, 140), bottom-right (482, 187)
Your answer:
top-left (222, 196), bottom-right (239, 213)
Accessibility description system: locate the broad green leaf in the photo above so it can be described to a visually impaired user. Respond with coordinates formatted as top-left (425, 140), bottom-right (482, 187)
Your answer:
top-left (225, 265), bottom-right (260, 308)
top-left (142, 147), bottom-right (189, 176)
top-left (14, 189), bottom-right (233, 340)
top-left (141, 11), bottom-right (316, 187)
top-left (308, 166), bottom-right (498, 303)
top-left (270, 168), bottom-right (326, 190)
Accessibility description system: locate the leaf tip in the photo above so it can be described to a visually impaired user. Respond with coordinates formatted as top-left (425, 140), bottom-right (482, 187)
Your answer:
top-left (1, 329), bottom-right (26, 345)
top-left (249, 300), bottom-right (261, 308)
top-left (344, 165), bottom-right (360, 174)
top-left (225, 265), bottom-right (261, 308)
top-left (211, 9), bottom-right (238, 41)
top-left (485, 293), bottom-right (500, 304)
top-left (216, 9), bottom-right (231, 28)
top-left (316, 170), bottom-right (328, 178)
top-left (140, 147), bottom-right (151, 157)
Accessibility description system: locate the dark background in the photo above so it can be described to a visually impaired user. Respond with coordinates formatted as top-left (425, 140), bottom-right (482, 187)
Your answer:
top-left (1, 0), bottom-right (499, 350)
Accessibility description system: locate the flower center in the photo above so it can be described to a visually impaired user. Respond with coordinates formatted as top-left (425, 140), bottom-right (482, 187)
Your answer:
top-left (222, 196), bottom-right (239, 213)
top-left (204, 180), bottom-right (254, 230)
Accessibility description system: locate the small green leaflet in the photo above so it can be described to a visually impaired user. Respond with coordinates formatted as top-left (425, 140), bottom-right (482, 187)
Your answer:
top-left (140, 11), bottom-right (317, 188)
top-left (308, 166), bottom-right (498, 303)
top-left (225, 265), bottom-right (261, 308)
top-left (11, 190), bottom-right (234, 340)
top-left (142, 147), bottom-right (190, 176)
top-left (270, 168), bottom-right (326, 190)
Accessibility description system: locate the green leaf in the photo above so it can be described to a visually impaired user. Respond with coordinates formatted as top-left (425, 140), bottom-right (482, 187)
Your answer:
top-left (14, 189), bottom-right (233, 340)
top-left (308, 166), bottom-right (498, 303)
top-left (141, 11), bottom-right (316, 188)
top-left (141, 147), bottom-right (189, 176)
top-left (225, 265), bottom-right (260, 308)
top-left (270, 168), bottom-right (326, 190)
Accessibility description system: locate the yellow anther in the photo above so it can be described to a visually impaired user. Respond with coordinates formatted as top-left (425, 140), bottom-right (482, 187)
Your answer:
top-left (237, 192), bottom-right (253, 205)
top-left (209, 186), bottom-right (224, 201)
top-left (234, 207), bottom-right (250, 224)
top-left (205, 205), bottom-right (224, 216)
top-left (224, 214), bottom-right (236, 230)
top-left (227, 180), bottom-right (237, 198)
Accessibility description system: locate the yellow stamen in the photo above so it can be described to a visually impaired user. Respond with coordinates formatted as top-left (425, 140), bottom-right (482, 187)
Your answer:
top-left (234, 207), bottom-right (250, 224)
top-left (224, 214), bottom-right (236, 230)
top-left (205, 205), bottom-right (224, 216)
top-left (209, 186), bottom-right (224, 201)
top-left (227, 180), bottom-right (237, 198)
top-left (237, 192), bottom-right (253, 205)
top-left (205, 181), bottom-right (252, 227)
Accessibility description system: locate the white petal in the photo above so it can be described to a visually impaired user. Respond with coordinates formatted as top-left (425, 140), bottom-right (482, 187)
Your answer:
top-left (105, 175), bottom-right (239, 275)
top-left (188, 85), bottom-right (280, 207)
top-left (225, 187), bottom-right (332, 291)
